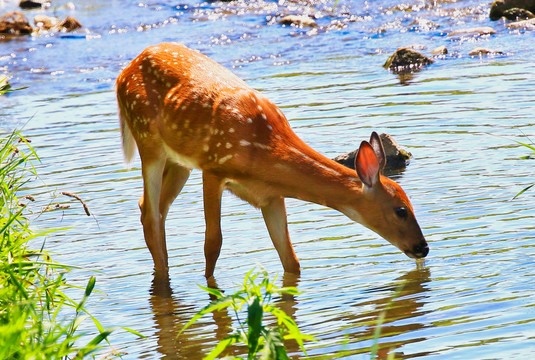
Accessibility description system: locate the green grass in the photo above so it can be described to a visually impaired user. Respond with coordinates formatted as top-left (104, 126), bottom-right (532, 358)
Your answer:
top-left (0, 130), bottom-right (142, 359)
top-left (181, 267), bottom-right (315, 360)
top-left (512, 136), bottom-right (535, 199)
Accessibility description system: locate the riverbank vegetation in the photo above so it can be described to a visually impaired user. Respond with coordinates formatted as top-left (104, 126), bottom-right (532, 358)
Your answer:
top-left (182, 268), bottom-right (315, 359)
top-left (513, 138), bottom-right (535, 199)
top-left (0, 130), bottom-right (135, 359)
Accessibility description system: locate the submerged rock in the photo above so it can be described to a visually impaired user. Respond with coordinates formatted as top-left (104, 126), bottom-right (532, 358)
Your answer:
top-left (447, 27), bottom-right (496, 37)
top-left (33, 15), bottom-right (81, 32)
top-left (431, 45), bottom-right (448, 55)
top-left (383, 47), bottom-right (433, 73)
top-left (34, 14), bottom-right (57, 30)
top-left (506, 17), bottom-right (535, 28)
top-left (333, 133), bottom-right (412, 174)
top-left (407, 44), bottom-right (427, 51)
top-left (490, 0), bottom-right (535, 20)
top-left (278, 15), bottom-right (317, 28)
top-left (409, 18), bottom-right (440, 32)
top-left (469, 47), bottom-right (504, 56)
top-left (0, 11), bottom-right (32, 35)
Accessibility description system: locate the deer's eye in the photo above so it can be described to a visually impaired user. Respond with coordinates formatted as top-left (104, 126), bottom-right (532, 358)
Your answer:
top-left (395, 207), bottom-right (408, 219)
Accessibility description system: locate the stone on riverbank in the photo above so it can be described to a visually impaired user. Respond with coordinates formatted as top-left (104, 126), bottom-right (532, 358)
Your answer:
top-left (383, 47), bottom-right (433, 73)
top-left (333, 133), bottom-right (412, 174)
top-left (489, 0), bottom-right (535, 20)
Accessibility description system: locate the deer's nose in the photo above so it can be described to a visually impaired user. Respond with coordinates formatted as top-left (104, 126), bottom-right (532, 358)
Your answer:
top-left (404, 241), bottom-right (429, 259)
top-left (413, 241), bottom-right (429, 258)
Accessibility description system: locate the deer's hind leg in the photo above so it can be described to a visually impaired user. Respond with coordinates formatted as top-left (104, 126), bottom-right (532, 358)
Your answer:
top-left (139, 156), bottom-right (190, 272)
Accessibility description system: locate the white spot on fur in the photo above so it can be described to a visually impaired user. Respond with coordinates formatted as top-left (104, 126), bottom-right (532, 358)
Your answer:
top-left (289, 146), bottom-right (341, 176)
top-left (253, 142), bottom-right (270, 150)
top-left (218, 154), bottom-right (233, 164)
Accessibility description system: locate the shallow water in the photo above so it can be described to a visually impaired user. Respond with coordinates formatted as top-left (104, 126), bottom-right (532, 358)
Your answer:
top-left (1, 0), bottom-right (534, 358)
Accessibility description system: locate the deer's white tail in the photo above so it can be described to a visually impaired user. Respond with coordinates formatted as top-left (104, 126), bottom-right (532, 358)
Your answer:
top-left (118, 104), bottom-right (136, 166)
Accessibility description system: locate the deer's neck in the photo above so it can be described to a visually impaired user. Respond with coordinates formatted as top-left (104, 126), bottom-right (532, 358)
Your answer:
top-left (261, 136), bottom-right (365, 211)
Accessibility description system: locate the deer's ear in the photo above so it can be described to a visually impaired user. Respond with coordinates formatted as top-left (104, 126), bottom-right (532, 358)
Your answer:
top-left (355, 141), bottom-right (381, 188)
top-left (369, 132), bottom-right (386, 170)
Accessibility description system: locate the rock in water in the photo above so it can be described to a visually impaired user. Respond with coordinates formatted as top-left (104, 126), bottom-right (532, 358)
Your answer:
top-left (503, 7), bottom-right (535, 20)
top-left (383, 47), bottom-right (433, 73)
top-left (57, 16), bottom-right (82, 32)
top-left (447, 27), bottom-right (496, 37)
top-left (19, 0), bottom-right (43, 9)
top-left (278, 15), bottom-right (317, 28)
top-left (0, 12), bottom-right (33, 35)
top-left (333, 133), bottom-right (413, 175)
top-left (431, 45), bottom-right (448, 55)
top-left (34, 15), bottom-right (57, 30)
top-left (506, 17), bottom-right (535, 28)
top-left (489, 0), bottom-right (535, 20)
top-left (469, 47), bottom-right (503, 56)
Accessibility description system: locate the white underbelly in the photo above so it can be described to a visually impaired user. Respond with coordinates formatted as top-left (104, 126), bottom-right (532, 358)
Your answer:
top-left (162, 142), bottom-right (200, 169)
top-left (224, 178), bottom-right (275, 208)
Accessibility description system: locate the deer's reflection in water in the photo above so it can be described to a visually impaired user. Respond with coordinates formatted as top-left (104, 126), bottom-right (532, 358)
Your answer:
top-left (312, 265), bottom-right (432, 359)
top-left (147, 265), bottom-right (430, 359)
top-left (148, 272), bottom-right (232, 359)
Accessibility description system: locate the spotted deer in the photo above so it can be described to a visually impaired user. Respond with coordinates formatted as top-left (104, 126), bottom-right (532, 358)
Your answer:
top-left (116, 42), bottom-right (428, 278)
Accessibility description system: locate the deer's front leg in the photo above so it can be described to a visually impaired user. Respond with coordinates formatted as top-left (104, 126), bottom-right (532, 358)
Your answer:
top-left (203, 172), bottom-right (224, 279)
top-left (262, 197), bottom-right (301, 274)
